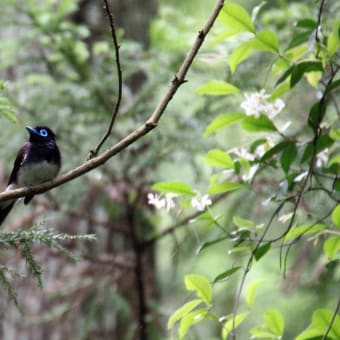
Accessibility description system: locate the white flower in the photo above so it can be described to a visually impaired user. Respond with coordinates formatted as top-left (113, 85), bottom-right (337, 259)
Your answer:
top-left (164, 193), bottom-right (176, 212)
top-left (240, 89), bottom-right (285, 118)
top-left (242, 164), bottom-right (259, 182)
top-left (147, 192), bottom-right (177, 211)
top-left (147, 193), bottom-right (165, 209)
top-left (191, 194), bottom-right (212, 211)
top-left (230, 147), bottom-right (254, 161)
top-left (316, 149), bottom-right (328, 168)
top-left (267, 98), bottom-right (285, 118)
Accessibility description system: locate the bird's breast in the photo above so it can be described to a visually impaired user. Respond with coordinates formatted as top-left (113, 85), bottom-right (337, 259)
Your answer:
top-left (16, 160), bottom-right (60, 187)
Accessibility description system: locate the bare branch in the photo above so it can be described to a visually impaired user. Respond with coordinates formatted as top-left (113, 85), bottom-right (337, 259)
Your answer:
top-left (89, 0), bottom-right (123, 158)
top-left (0, 0), bottom-right (225, 204)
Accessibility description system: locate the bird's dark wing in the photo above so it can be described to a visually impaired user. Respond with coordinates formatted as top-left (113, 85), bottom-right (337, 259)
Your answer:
top-left (8, 143), bottom-right (29, 185)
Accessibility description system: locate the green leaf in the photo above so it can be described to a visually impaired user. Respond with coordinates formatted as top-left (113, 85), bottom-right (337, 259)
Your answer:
top-left (196, 236), bottom-right (229, 254)
top-left (308, 101), bottom-right (326, 130)
top-left (290, 61), bottom-right (323, 88)
top-left (241, 115), bottom-right (277, 132)
top-left (330, 129), bottom-right (340, 141)
top-left (264, 309), bottom-right (284, 336)
top-left (329, 154), bottom-right (340, 167)
top-left (213, 267), bottom-right (241, 283)
top-left (219, 2), bottom-right (255, 33)
top-left (250, 326), bottom-right (279, 339)
top-left (208, 182), bottom-right (247, 195)
top-left (249, 30), bottom-right (279, 53)
top-left (327, 20), bottom-right (340, 56)
top-left (233, 216), bottom-right (255, 228)
top-left (185, 274), bottom-right (212, 305)
top-left (254, 242), bottom-right (271, 261)
top-left (332, 205), bottom-right (340, 227)
top-left (152, 181), bottom-right (195, 196)
top-left (311, 309), bottom-right (340, 338)
top-left (222, 312), bottom-right (249, 340)
top-left (245, 279), bottom-right (264, 308)
top-left (196, 81), bottom-right (240, 96)
top-left (280, 142), bottom-right (297, 174)
top-left (296, 309), bottom-right (340, 340)
top-left (229, 43), bottom-right (253, 74)
top-left (204, 113), bottom-right (245, 137)
top-left (323, 237), bottom-right (340, 259)
top-left (316, 134), bottom-right (334, 152)
top-left (167, 299), bottom-right (202, 329)
top-left (260, 141), bottom-right (292, 162)
top-left (179, 308), bottom-right (208, 339)
top-left (204, 149), bottom-right (234, 169)
top-left (284, 224), bottom-right (326, 241)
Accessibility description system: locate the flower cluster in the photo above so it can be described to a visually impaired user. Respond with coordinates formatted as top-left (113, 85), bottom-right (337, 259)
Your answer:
top-left (147, 192), bottom-right (212, 212)
top-left (240, 89), bottom-right (285, 119)
top-left (147, 193), bottom-right (176, 211)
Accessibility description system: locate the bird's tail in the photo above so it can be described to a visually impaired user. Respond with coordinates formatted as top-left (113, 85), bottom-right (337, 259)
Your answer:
top-left (0, 200), bottom-right (15, 226)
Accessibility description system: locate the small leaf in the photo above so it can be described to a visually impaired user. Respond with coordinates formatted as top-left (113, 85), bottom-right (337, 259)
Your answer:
top-left (204, 149), bottom-right (234, 169)
top-left (213, 267), bottom-right (241, 283)
top-left (251, 326), bottom-right (279, 339)
top-left (323, 237), bottom-right (340, 259)
top-left (280, 142), bottom-right (297, 174)
top-left (204, 113), bottom-right (245, 137)
top-left (241, 115), bottom-right (277, 132)
top-left (219, 2), bottom-right (255, 33)
top-left (229, 43), bottom-right (253, 74)
top-left (264, 309), bottom-right (285, 336)
top-left (249, 30), bottom-right (279, 53)
top-left (332, 204), bottom-right (340, 228)
top-left (196, 236), bottom-right (229, 254)
top-left (329, 129), bottom-right (340, 141)
top-left (329, 154), bottom-right (340, 167)
top-left (208, 182), bottom-right (247, 195)
top-left (196, 81), bottom-right (240, 96)
top-left (290, 61), bottom-right (323, 88)
top-left (309, 309), bottom-right (340, 339)
top-left (167, 299), bottom-right (202, 329)
top-left (222, 312), bottom-right (249, 340)
top-left (152, 181), bottom-right (195, 196)
top-left (327, 20), bottom-right (340, 56)
top-left (185, 274), bottom-right (212, 305)
top-left (254, 242), bottom-right (271, 261)
top-left (179, 308), bottom-right (208, 339)
top-left (260, 141), bottom-right (292, 162)
top-left (284, 224), bottom-right (326, 241)
top-left (233, 216), bottom-right (255, 228)
top-left (245, 279), bottom-right (264, 308)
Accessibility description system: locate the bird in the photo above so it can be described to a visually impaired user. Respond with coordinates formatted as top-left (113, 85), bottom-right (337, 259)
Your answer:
top-left (0, 126), bottom-right (61, 226)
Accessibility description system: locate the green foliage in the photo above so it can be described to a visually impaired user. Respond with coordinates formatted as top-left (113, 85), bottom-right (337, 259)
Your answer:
top-left (158, 0), bottom-right (340, 338)
top-left (0, 226), bottom-right (96, 306)
top-left (296, 309), bottom-right (340, 340)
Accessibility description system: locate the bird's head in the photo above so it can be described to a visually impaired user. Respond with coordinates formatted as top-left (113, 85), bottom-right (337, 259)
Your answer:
top-left (26, 126), bottom-right (56, 143)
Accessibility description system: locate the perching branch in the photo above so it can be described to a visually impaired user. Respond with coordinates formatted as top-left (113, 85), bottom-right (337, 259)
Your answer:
top-left (0, 0), bottom-right (225, 204)
top-left (89, 0), bottom-right (123, 157)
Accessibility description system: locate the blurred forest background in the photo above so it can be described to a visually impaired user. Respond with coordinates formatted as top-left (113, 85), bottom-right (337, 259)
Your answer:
top-left (0, 0), bottom-right (339, 339)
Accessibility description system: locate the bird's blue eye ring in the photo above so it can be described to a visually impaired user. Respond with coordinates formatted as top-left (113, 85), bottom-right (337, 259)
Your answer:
top-left (40, 129), bottom-right (48, 137)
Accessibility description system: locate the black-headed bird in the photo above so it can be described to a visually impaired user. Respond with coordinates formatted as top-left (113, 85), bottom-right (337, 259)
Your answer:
top-left (0, 126), bottom-right (61, 226)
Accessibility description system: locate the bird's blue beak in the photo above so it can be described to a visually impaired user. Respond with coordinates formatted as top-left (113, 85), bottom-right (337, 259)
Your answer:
top-left (26, 126), bottom-right (38, 136)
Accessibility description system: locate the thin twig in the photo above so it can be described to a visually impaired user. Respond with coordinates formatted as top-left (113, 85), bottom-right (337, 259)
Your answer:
top-left (0, 0), bottom-right (225, 205)
top-left (141, 193), bottom-right (228, 249)
top-left (315, 0), bottom-right (326, 43)
top-left (89, 0), bottom-right (123, 158)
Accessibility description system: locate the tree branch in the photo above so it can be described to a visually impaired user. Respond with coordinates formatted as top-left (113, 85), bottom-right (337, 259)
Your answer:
top-left (0, 0), bottom-right (225, 204)
top-left (89, 0), bottom-right (123, 157)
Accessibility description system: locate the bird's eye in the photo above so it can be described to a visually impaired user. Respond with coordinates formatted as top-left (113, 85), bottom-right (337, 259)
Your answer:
top-left (40, 129), bottom-right (48, 137)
